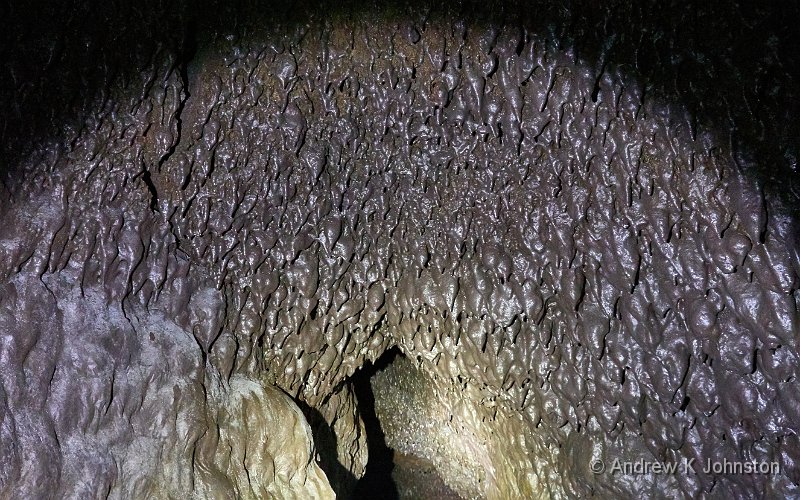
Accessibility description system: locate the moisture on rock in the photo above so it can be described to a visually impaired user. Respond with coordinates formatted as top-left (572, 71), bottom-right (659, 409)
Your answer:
top-left (0, 1), bottom-right (799, 499)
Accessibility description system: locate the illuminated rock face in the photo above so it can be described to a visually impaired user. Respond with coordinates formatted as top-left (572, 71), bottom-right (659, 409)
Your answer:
top-left (0, 1), bottom-right (798, 498)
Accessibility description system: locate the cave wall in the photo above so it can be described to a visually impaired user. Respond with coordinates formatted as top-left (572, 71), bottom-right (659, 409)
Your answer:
top-left (370, 353), bottom-right (549, 498)
top-left (1, 1), bottom-right (799, 498)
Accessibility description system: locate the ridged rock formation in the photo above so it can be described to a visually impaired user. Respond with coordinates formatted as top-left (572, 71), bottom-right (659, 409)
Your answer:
top-left (1, 1), bottom-right (798, 498)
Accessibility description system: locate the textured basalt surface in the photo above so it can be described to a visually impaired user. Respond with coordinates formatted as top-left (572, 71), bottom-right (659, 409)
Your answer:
top-left (1, 1), bottom-right (799, 498)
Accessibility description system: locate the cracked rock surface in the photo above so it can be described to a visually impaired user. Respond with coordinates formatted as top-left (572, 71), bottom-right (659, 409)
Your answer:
top-left (1, 0), bottom-right (799, 498)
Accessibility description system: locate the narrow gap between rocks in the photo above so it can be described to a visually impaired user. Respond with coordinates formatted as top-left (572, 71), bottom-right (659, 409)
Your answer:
top-left (352, 347), bottom-right (402, 499)
top-left (351, 347), bottom-right (462, 499)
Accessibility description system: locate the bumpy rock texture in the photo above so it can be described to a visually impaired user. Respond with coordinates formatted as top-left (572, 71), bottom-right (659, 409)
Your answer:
top-left (1, 0), bottom-right (799, 498)
top-left (372, 353), bottom-right (541, 498)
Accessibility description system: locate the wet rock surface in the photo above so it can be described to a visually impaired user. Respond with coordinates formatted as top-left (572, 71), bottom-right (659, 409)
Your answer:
top-left (370, 352), bottom-right (544, 498)
top-left (1, 0), bottom-right (799, 498)
top-left (392, 453), bottom-right (463, 500)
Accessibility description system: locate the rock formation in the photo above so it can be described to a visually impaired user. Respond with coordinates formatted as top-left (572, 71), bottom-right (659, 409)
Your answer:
top-left (1, 1), bottom-right (798, 498)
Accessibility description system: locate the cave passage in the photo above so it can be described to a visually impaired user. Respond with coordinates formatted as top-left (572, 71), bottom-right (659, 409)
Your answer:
top-left (351, 348), bottom-right (464, 500)
top-left (352, 349), bottom-right (401, 499)
top-left (1, 1), bottom-right (799, 498)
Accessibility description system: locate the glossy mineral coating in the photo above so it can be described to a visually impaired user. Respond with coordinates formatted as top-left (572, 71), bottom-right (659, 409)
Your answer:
top-left (1, 0), bottom-right (799, 498)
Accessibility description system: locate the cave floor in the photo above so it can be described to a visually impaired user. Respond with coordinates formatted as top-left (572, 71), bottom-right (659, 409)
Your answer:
top-left (354, 449), bottom-right (462, 500)
top-left (392, 452), bottom-right (462, 500)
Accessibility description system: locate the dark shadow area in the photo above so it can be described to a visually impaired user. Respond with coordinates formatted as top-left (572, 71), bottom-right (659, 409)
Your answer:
top-left (1, 0), bottom-right (799, 218)
top-left (295, 347), bottom-right (405, 499)
top-left (353, 347), bottom-right (402, 500)
top-left (294, 398), bottom-right (360, 499)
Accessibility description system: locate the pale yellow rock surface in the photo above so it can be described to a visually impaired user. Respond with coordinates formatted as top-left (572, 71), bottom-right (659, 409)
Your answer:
top-left (371, 355), bottom-right (561, 499)
top-left (194, 375), bottom-right (336, 500)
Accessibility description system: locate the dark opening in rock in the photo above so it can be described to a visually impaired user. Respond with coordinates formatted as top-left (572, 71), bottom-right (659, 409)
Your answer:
top-left (353, 348), bottom-right (401, 499)
top-left (352, 348), bottom-right (463, 500)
